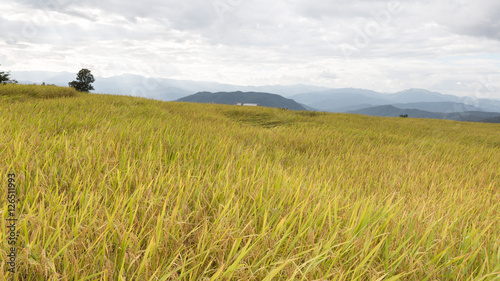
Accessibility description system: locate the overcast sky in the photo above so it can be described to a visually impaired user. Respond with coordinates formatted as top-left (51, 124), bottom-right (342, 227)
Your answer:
top-left (1, 0), bottom-right (500, 98)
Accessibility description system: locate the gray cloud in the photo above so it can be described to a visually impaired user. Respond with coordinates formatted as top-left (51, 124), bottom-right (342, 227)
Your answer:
top-left (1, 0), bottom-right (499, 97)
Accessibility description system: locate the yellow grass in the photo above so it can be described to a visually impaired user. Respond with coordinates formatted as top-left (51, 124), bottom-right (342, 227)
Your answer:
top-left (0, 84), bottom-right (499, 280)
top-left (0, 83), bottom-right (79, 101)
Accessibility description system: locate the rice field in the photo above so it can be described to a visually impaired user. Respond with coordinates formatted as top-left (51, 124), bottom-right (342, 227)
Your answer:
top-left (0, 84), bottom-right (499, 280)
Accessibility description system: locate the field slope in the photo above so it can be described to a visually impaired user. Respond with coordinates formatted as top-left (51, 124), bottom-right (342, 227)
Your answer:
top-left (1, 84), bottom-right (500, 280)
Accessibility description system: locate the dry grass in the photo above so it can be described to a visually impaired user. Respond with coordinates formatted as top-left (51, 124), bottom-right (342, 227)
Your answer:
top-left (0, 83), bottom-right (79, 101)
top-left (0, 85), bottom-right (499, 280)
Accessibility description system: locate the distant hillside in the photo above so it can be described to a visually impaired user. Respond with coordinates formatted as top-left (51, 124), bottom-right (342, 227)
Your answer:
top-left (291, 88), bottom-right (387, 103)
top-left (291, 88), bottom-right (390, 112)
top-left (349, 105), bottom-right (441, 118)
top-left (388, 88), bottom-right (462, 103)
top-left (474, 98), bottom-right (500, 113)
top-left (445, 111), bottom-right (500, 123)
top-left (392, 102), bottom-right (485, 113)
top-left (480, 116), bottom-right (500, 123)
top-left (177, 91), bottom-right (306, 110)
top-left (295, 88), bottom-right (500, 113)
top-left (349, 105), bottom-right (500, 123)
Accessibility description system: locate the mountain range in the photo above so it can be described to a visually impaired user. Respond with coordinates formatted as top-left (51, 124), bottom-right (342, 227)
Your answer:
top-left (177, 91), bottom-right (306, 110)
top-left (10, 70), bottom-right (500, 123)
top-left (290, 88), bottom-right (500, 113)
top-left (11, 71), bottom-right (328, 100)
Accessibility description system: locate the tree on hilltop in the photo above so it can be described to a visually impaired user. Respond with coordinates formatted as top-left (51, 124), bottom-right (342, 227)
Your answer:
top-left (69, 68), bottom-right (95, 92)
top-left (0, 65), bottom-right (18, 84)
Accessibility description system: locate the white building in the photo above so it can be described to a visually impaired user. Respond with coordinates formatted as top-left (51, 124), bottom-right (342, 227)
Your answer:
top-left (235, 103), bottom-right (259, 106)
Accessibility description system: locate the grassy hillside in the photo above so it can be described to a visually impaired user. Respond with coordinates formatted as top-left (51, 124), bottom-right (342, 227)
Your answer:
top-left (0, 83), bottom-right (79, 101)
top-left (1, 84), bottom-right (499, 280)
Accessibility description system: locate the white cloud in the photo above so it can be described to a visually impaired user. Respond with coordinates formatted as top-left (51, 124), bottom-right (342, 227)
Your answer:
top-left (1, 0), bottom-right (499, 97)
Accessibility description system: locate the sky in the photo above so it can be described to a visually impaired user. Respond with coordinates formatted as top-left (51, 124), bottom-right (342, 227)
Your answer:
top-left (1, 0), bottom-right (500, 98)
